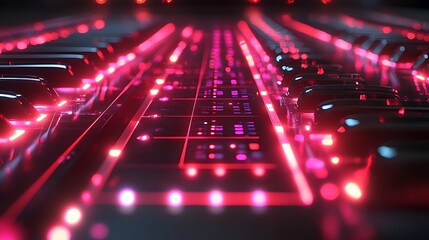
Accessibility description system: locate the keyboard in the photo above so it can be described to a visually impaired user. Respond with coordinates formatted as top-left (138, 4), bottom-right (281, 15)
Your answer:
top-left (1, 1), bottom-right (429, 239)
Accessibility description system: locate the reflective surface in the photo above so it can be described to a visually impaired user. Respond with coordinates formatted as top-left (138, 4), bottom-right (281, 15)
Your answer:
top-left (0, 3), bottom-right (429, 240)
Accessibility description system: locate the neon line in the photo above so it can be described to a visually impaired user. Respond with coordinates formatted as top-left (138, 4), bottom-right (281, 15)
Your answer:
top-left (153, 136), bottom-right (260, 140)
top-left (237, 21), bottom-right (313, 206)
top-left (178, 36), bottom-right (210, 169)
top-left (96, 191), bottom-right (303, 206)
top-left (120, 163), bottom-right (276, 169)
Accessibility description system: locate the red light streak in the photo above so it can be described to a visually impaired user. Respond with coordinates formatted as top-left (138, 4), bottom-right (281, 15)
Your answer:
top-left (416, 74), bottom-right (426, 81)
top-left (282, 15), bottom-right (332, 42)
top-left (137, 23), bottom-right (176, 52)
top-left (135, 0), bottom-right (147, 4)
top-left (9, 129), bottom-right (25, 142)
top-left (238, 21), bottom-right (313, 205)
top-left (381, 59), bottom-right (397, 68)
top-left (334, 39), bottom-right (352, 50)
top-left (169, 41), bottom-right (187, 63)
top-left (95, 0), bottom-right (107, 4)
top-left (57, 100), bottom-right (67, 107)
top-left (36, 114), bottom-right (47, 122)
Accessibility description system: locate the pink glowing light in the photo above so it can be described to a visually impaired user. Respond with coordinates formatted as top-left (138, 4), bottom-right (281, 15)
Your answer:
top-left (253, 167), bottom-right (265, 177)
top-left (94, 20), bottom-right (105, 30)
top-left (320, 183), bottom-right (339, 201)
top-left (90, 223), bottom-right (109, 240)
top-left (64, 207), bottom-right (82, 225)
top-left (334, 39), bottom-right (352, 50)
top-left (47, 225), bottom-right (71, 240)
top-left (77, 24), bottom-right (89, 34)
top-left (118, 189), bottom-right (136, 207)
top-left (168, 190), bottom-right (183, 206)
top-left (214, 167), bottom-right (226, 177)
top-left (186, 167), bottom-right (198, 177)
top-left (252, 190), bottom-right (267, 206)
top-left (91, 174), bottom-right (103, 186)
top-left (9, 129), bottom-right (25, 141)
top-left (209, 191), bottom-right (224, 206)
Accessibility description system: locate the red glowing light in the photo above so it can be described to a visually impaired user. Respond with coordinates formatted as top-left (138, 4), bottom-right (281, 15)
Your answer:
top-left (253, 167), bottom-right (265, 177)
top-left (321, 0), bottom-right (331, 4)
top-left (64, 207), bottom-right (82, 225)
top-left (135, 0), bottom-right (147, 4)
top-left (162, 0), bottom-right (173, 4)
top-left (77, 24), bottom-right (89, 34)
top-left (334, 39), bottom-right (352, 50)
top-left (322, 137), bottom-right (333, 146)
top-left (95, 74), bottom-right (104, 82)
top-left (416, 74), bottom-right (426, 81)
top-left (344, 182), bottom-right (362, 200)
top-left (304, 125), bottom-right (311, 131)
top-left (93, 20), bottom-right (105, 29)
top-left (109, 149), bottom-right (121, 157)
top-left (407, 32), bottom-right (416, 40)
top-left (381, 59), bottom-right (397, 68)
top-left (126, 53), bottom-right (136, 61)
top-left (9, 129), bottom-right (25, 141)
top-left (16, 41), bottom-right (28, 50)
top-left (82, 83), bottom-right (91, 90)
top-left (248, 0), bottom-right (260, 4)
top-left (137, 134), bottom-right (150, 141)
top-left (107, 66), bottom-right (115, 74)
top-left (57, 100), bottom-right (67, 107)
top-left (382, 26), bottom-right (392, 34)
top-left (181, 26), bottom-right (193, 38)
top-left (118, 189), bottom-right (136, 207)
top-left (252, 191), bottom-right (267, 206)
top-left (331, 157), bottom-right (340, 165)
top-left (91, 174), bottom-right (103, 186)
top-left (209, 191), bottom-right (224, 206)
top-left (47, 225), bottom-right (71, 240)
top-left (168, 190), bottom-right (183, 206)
top-left (186, 167), bottom-right (198, 177)
top-left (214, 167), bottom-right (226, 177)
top-left (36, 114), bottom-right (47, 122)
top-left (320, 183), bottom-right (339, 201)
top-left (0, 219), bottom-right (21, 240)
